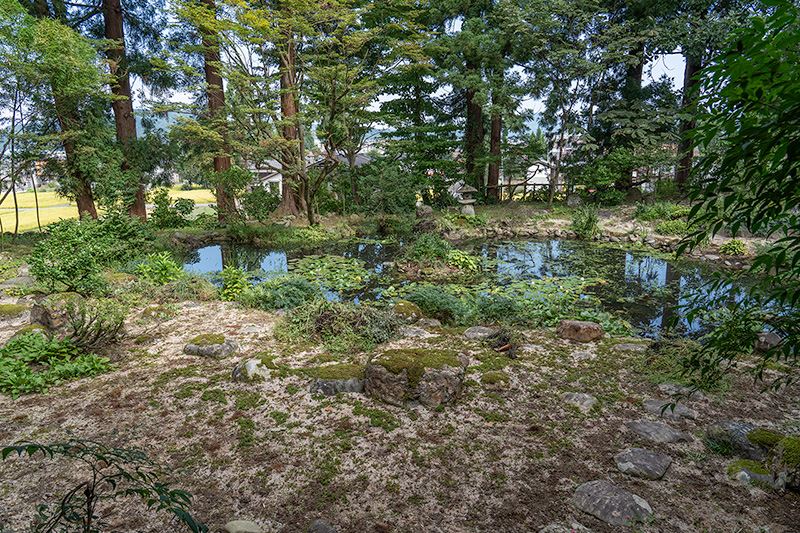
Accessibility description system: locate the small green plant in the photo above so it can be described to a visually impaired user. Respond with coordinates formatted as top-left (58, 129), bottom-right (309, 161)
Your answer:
top-left (720, 239), bottom-right (746, 256)
top-left (1, 434), bottom-right (207, 532)
top-left (240, 275), bottom-right (320, 310)
top-left (571, 206), bottom-right (600, 238)
top-left (655, 219), bottom-right (689, 236)
top-left (219, 266), bottom-right (249, 301)
top-left (136, 252), bottom-right (185, 285)
top-left (405, 285), bottom-right (469, 325)
top-left (446, 249), bottom-right (480, 271)
top-left (406, 234), bottom-right (452, 263)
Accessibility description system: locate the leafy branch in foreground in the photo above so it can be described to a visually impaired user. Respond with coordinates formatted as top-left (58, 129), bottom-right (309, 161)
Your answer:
top-left (1, 434), bottom-right (207, 533)
top-left (677, 0), bottom-right (800, 390)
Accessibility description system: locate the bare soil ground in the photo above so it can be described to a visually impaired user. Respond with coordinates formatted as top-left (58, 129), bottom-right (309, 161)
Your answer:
top-left (1, 301), bottom-right (798, 533)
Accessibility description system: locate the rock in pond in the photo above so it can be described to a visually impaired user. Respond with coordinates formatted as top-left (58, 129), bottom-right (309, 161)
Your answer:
top-left (573, 480), bottom-right (652, 526)
top-left (463, 326), bottom-right (495, 341)
top-left (625, 420), bottom-right (691, 443)
top-left (556, 320), bottom-right (604, 343)
top-left (614, 448), bottom-right (672, 480)
top-left (184, 334), bottom-right (238, 358)
top-left (309, 364), bottom-right (365, 396)
top-left (644, 399), bottom-right (697, 421)
top-left (365, 348), bottom-right (467, 408)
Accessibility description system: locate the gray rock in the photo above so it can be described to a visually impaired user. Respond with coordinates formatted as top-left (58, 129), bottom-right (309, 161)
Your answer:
top-left (519, 344), bottom-right (546, 353)
top-left (224, 520), bottom-right (262, 533)
top-left (184, 336), bottom-right (238, 358)
top-left (573, 480), bottom-right (652, 526)
top-left (612, 343), bottom-right (648, 352)
top-left (307, 520), bottom-right (337, 533)
top-left (399, 327), bottom-right (436, 338)
top-left (561, 392), bottom-right (597, 413)
top-left (365, 351), bottom-right (467, 408)
top-left (706, 420), bottom-right (764, 460)
top-left (755, 331), bottom-right (782, 353)
top-left (566, 194), bottom-right (583, 208)
top-left (460, 204), bottom-right (476, 217)
top-left (625, 420), bottom-right (692, 443)
top-left (644, 399), bottom-right (697, 421)
top-left (658, 383), bottom-right (705, 401)
top-left (310, 377), bottom-right (364, 396)
top-left (704, 254), bottom-right (720, 261)
top-left (0, 304), bottom-right (30, 327)
top-left (732, 465), bottom-right (785, 491)
top-left (231, 359), bottom-right (272, 382)
top-left (614, 448), bottom-right (672, 480)
top-left (573, 351), bottom-right (594, 361)
top-left (31, 293), bottom-right (82, 332)
top-left (463, 326), bottom-right (495, 341)
top-left (416, 204), bottom-right (434, 219)
top-left (0, 275), bottom-right (34, 287)
top-left (416, 318), bottom-right (441, 328)
top-left (556, 320), bottom-right (604, 342)
top-left (539, 522), bottom-right (592, 533)
top-left (597, 210), bottom-right (613, 219)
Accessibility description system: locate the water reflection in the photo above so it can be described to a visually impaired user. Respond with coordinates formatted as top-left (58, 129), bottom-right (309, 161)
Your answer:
top-left (181, 239), bottom-right (749, 337)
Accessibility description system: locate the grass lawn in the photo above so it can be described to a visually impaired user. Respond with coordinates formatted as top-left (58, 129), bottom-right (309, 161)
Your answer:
top-left (0, 206), bottom-right (79, 232)
top-left (167, 186), bottom-right (216, 204)
top-left (0, 190), bottom-right (74, 209)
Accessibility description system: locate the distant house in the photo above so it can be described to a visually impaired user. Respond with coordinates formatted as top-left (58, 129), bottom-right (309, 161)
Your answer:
top-left (250, 153), bottom-right (372, 197)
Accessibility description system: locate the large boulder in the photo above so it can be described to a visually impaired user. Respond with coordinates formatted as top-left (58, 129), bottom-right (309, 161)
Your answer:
top-left (0, 303), bottom-right (31, 327)
top-left (556, 320), bottom-right (604, 342)
top-left (309, 364), bottom-right (365, 396)
top-left (706, 420), bottom-right (766, 461)
top-left (365, 348), bottom-right (467, 408)
top-left (31, 292), bottom-right (82, 332)
top-left (184, 334), bottom-right (238, 358)
top-left (754, 331), bottom-right (782, 353)
top-left (416, 204), bottom-right (434, 219)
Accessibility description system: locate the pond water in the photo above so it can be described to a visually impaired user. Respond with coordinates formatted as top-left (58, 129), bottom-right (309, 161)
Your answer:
top-left (181, 239), bottom-right (746, 338)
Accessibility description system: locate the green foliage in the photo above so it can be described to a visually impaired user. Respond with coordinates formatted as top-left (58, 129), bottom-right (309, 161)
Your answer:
top-left (135, 252), bottom-right (185, 285)
top-left (679, 2), bottom-right (800, 389)
top-left (405, 286), bottom-right (469, 326)
top-left (241, 184), bottom-right (280, 223)
top-left (29, 215), bottom-right (152, 295)
top-left (476, 294), bottom-right (522, 324)
top-left (571, 207), bottom-right (600, 239)
top-left (655, 219), bottom-right (689, 236)
top-left (276, 300), bottom-right (399, 353)
top-left (148, 188), bottom-right (195, 229)
top-left (240, 275), bottom-right (320, 310)
top-left (59, 295), bottom-right (127, 351)
top-left (289, 255), bottom-right (371, 292)
top-left (0, 333), bottom-right (111, 398)
top-left (1, 434), bottom-right (207, 532)
top-left (220, 266), bottom-right (249, 301)
top-left (442, 213), bottom-right (487, 228)
top-left (635, 202), bottom-right (691, 222)
top-left (719, 239), bottom-right (746, 256)
top-left (446, 249), bottom-right (480, 272)
top-left (354, 157), bottom-right (419, 216)
top-left (406, 234), bottom-right (452, 263)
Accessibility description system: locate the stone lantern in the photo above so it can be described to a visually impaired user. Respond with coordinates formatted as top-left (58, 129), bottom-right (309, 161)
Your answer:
top-left (457, 184), bottom-right (477, 216)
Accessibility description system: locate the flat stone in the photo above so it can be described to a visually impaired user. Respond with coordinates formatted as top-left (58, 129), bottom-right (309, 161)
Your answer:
top-left (231, 359), bottom-right (272, 382)
top-left (307, 520), bottom-right (337, 533)
top-left (614, 448), bottom-right (672, 480)
top-left (625, 420), bottom-right (691, 443)
top-left (416, 204), bottom-right (434, 219)
top-left (539, 522), bottom-right (593, 533)
top-left (399, 327), bottom-right (436, 338)
top-left (0, 276), bottom-right (34, 286)
top-left (644, 399), bottom-right (697, 421)
top-left (224, 520), bottom-right (262, 533)
top-left (416, 318), bottom-right (441, 328)
top-left (463, 326), bottom-right (495, 341)
top-left (519, 344), bottom-right (546, 353)
top-left (573, 480), bottom-right (652, 526)
top-left (561, 392), bottom-right (597, 413)
top-left (310, 377), bottom-right (364, 396)
top-left (573, 351), bottom-right (594, 361)
top-left (706, 420), bottom-right (764, 460)
top-left (184, 337), bottom-right (238, 358)
top-left (556, 320), bottom-right (604, 342)
top-left (658, 383), bottom-right (705, 401)
top-left (612, 343), bottom-right (648, 352)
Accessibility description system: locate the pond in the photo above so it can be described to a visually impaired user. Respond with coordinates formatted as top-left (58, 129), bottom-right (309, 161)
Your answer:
top-left (181, 238), bottom-right (747, 338)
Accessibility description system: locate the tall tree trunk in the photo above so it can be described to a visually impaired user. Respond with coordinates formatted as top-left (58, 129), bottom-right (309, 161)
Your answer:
top-left (674, 54), bottom-right (702, 188)
top-left (103, 0), bottom-right (145, 220)
top-left (276, 37), bottom-right (301, 217)
top-left (618, 43), bottom-right (645, 190)
top-left (464, 84), bottom-right (484, 192)
top-left (487, 92), bottom-right (501, 202)
top-left (201, 0), bottom-right (234, 223)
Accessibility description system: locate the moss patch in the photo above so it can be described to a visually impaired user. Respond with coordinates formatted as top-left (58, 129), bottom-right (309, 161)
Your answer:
top-left (746, 428), bottom-right (784, 449)
top-left (778, 436), bottom-right (800, 467)
top-left (372, 348), bottom-right (461, 389)
top-left (105, 272), bottom-right (137, 285)
top-left (391, 300), bottom-right (423, 321)
top-left (480, 371), bottom-right (510, 385)
top-left (188, 334), bottom-right (225, 346)
top-left (0, 304), bottom-right (28, 318)
top-left (13, 324), bottom-right (48, 337)
top-left (141, 305), bottom-right (177, 320)
top-left (727, 459), bottom-right (769, 478)
top-left (316, 363), bottom-right (365, 380)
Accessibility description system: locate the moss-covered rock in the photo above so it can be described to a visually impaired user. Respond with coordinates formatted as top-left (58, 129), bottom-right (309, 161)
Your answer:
top-left (481, 371), bottom-right (510, 385)
top-left (12, 324), bottom-right (49, 338)
top-left (746, 428), bottom-right (784, 449)
top-left (184, 334), bottom-right (237, 358)
top-left (309, 364), bottom-right (366, 396)
top-left (105, 272), bottom-right (137, 286)
top-left (188, 333), bottom-right (224, 346)
top-left (391, 300), bottom-right (423, 322)
top-left (315, 363), bottom-right (365, 380)
top-left (0, 304), bottom-right (28, 318)
top-left (727, 459), bottom-right (769, 478)
top-left (777, 436), bottom-right (800, 468)
top-left (365, 348), bottom-right (465, 408)
top-left (141, 305), bottom-right (177, 320)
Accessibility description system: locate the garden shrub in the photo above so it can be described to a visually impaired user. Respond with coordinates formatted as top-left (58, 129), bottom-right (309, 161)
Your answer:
top-left (148, 187), bottom-right (196, 229)
top-left (355, 158), bottom-right (419, 216)
top-left (720, 239), bottom-right (746, 256)
top-left (57, 293), bottom-right (127, 351)
top-left (571, 206), bottom-right (600, 238)
top-left (135, 252), bottom-right (185, 284)
top-left (241, 184), bottom-right (280, 223)
top-left (1, 435), bottom-right (207, 532)
top-left (277, 300), bottom-right (399, 353)
top-left (405, 234), bottom-right (452, 263)
top-left (220, 266), bottom-right (249, 301)
top-left (635, 202), bottom-right (690, 222)
top-left (405, 285), bottom-right (469, 325)
top-left (0, 333), bottom-right (112, 398)
top-left (656, 219), bottom-right (689, 236)
top-left (241, 275), bottom-right (320, 310)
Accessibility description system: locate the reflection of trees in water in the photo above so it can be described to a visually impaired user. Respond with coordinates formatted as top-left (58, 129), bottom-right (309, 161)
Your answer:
top-left (220, 245), bottom-right (274, 271)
